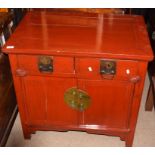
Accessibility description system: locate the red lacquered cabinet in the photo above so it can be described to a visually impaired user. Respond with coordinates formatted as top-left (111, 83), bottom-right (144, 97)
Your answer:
top-left (2, 12), bottom-right (153, 146)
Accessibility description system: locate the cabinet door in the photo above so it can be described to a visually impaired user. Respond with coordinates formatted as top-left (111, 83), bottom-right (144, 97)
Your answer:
top-left (45, 77), bottom-right (78, 126)
top-left (78, 79), bottom-right (135, 129)
top-left (22, 76), bottom-right (78, 126)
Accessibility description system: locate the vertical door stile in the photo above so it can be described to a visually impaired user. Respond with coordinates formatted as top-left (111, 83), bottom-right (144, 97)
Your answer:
top-left (125, 82), bottom-right (136, 129)
top-left (41, 77), bottom-right (47, 125)
top-left (74, 57), bottom-right (80, 126)
top-left (76, 59), bottom-right (85, 126)
top-left (16, 55), bottom-right (31, 125)
top-left (20, 77), bottom-right (31, 125)
top-left (80, 81), bottom-right (86, 126)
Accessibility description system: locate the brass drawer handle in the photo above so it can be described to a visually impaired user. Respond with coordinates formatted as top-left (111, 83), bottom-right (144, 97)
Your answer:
top-left (16, 69), bottom-right (27, 76)
top-left (130, 76), bottom-right (141, 83)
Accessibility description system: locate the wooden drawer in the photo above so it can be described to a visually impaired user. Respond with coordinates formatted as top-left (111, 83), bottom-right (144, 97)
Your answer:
top-left (15, 55), bottom-right (139, 82)
top-left (75, 58), bottom-right (139, 81)
top-left (16, 55), bottom-right (74, 76)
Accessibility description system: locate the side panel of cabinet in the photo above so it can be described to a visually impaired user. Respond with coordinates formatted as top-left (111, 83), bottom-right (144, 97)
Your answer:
top-left (22, 76), bottom-right (78, 126)
top-left (78, 79), bottom-right (135, 129)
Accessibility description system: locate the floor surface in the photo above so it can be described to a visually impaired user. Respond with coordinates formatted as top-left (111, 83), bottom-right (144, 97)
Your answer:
top-left (6, 74), bottom-right (155, 147)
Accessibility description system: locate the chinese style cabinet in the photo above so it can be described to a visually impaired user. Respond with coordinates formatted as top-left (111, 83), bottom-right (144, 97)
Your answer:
top-left (2, 12), bottom-right (153, 146)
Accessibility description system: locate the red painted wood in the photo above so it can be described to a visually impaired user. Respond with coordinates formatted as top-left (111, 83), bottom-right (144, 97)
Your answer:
top-left (76, 58), bottom-right (139, 81)
top-left (78, 79), bottom-right (134, 129)
top-left (3, 12), bottom-right (153, 61)
top-left (22, 76), bottom-right (78, 126)
top-left (44, 77), bottom-right (78, 125)
top-left (2, 12), bottom-right (154, 146)
top-left (17, 55), bottom-right (74, 75)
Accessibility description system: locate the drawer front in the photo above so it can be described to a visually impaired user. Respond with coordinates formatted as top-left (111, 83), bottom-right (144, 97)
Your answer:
top-left (75, 58), bottom-right (139, 81)
top-left (15, 55), bottom-right (139, 82)
top-left (16, 55), bottom-right (74, 76)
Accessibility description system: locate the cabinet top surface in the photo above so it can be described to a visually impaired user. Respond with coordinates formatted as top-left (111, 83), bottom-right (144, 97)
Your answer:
top-left (2, 12), bottom-right (154, 61)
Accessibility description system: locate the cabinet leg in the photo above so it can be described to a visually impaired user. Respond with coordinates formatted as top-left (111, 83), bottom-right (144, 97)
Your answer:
top-left (145, 82), bottom-right (154, 111)
top-left (125, 140), bottom-right (133, 147)
top-left (31, 131), bottom-right (36, 134)
top-left (22, 125), bottom-right (31, 139)
top-left (125, 132), bottom-right (134, 147)
top-left (23, 132), bottom-right (31, 139)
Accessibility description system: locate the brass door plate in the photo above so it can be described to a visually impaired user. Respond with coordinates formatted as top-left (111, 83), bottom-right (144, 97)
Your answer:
top-left (38, 56), bottom-right (53, 72)
top-left (100, 60), bottom-right (116, 75)
top-left (64, 87), bottom-right (91, 111)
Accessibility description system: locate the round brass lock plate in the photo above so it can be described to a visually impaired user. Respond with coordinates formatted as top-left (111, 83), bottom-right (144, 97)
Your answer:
top-left (78, 90), bottom-right (91, 111)
top-left (64, 87), bottom-right (79, 110)
top-left (64, 87), bottom-right (91, 111)
top-left (39, 56), bottom-right (52, 65)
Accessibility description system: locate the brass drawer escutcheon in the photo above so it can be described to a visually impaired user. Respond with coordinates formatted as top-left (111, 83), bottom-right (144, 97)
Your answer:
top-left (38, 56), bottom-right (53, 72)
top-left (100, 60), bottom-right (116, 75)
top-left (64, 87), bottom-right (91, 111)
